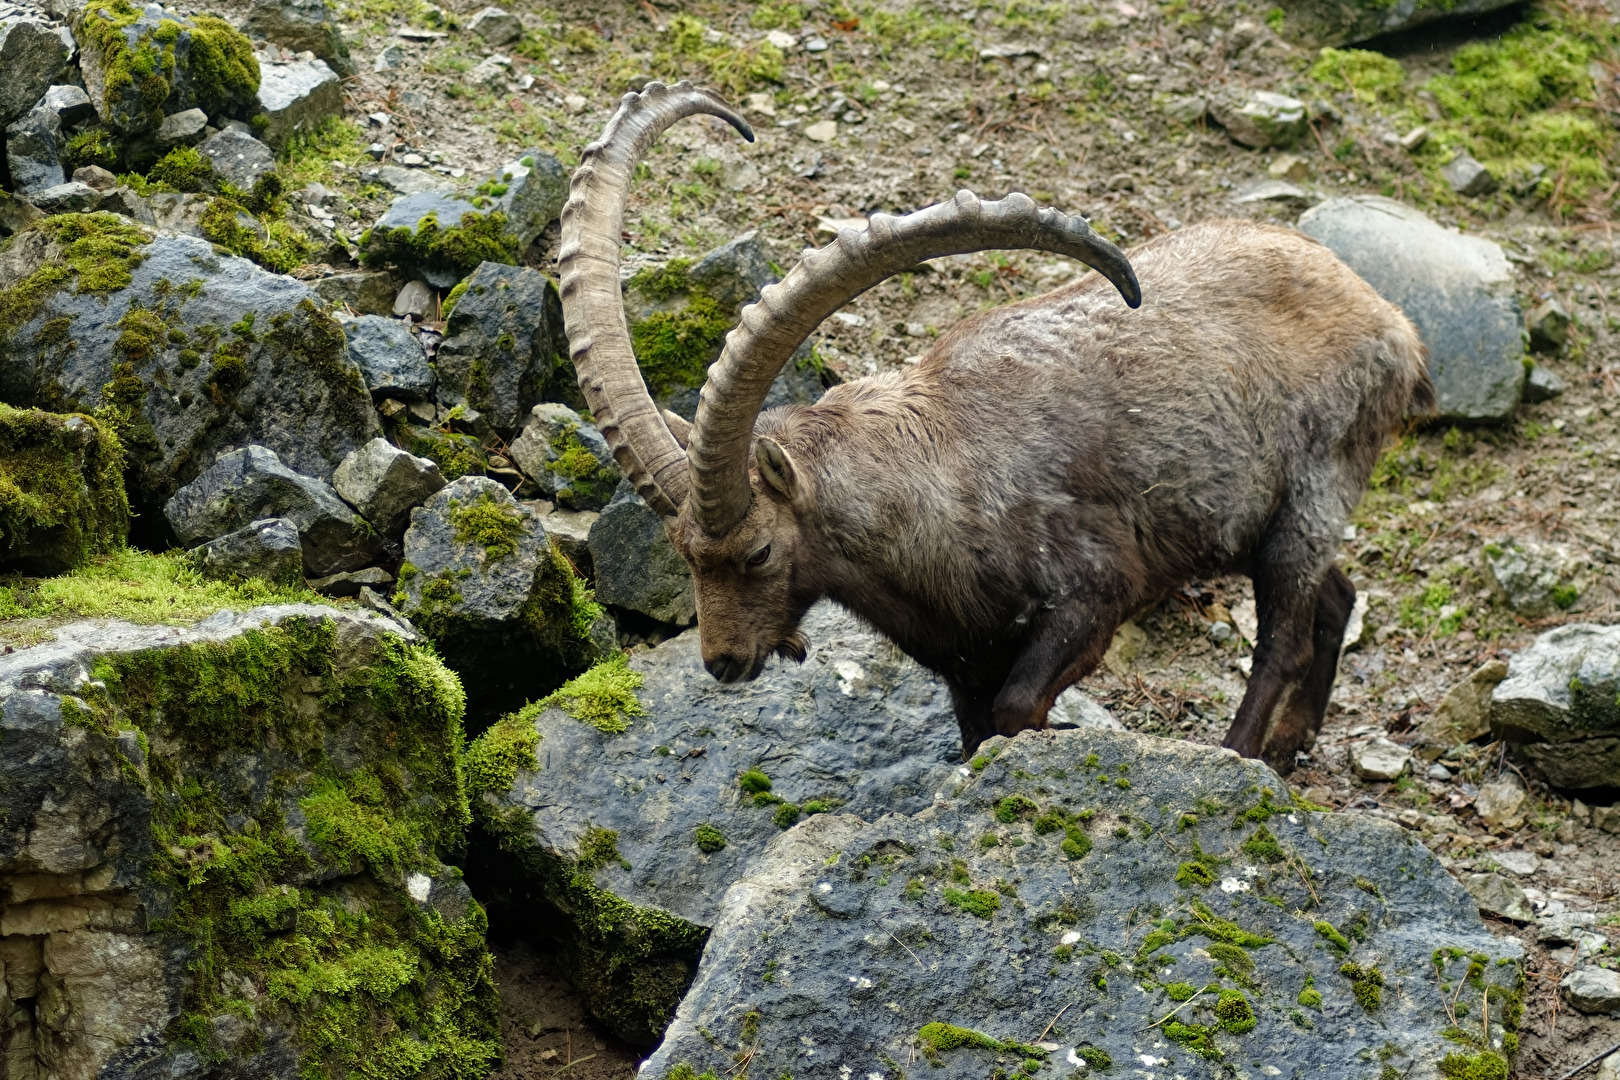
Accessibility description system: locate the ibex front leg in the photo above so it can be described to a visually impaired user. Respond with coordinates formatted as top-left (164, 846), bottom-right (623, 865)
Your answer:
top-left (990, 602), bottom-right (1121, 739)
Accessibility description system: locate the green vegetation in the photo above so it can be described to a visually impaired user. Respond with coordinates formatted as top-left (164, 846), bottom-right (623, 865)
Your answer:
top-left (1177, 861), bottom-right (1216, 887)
top-left (0, 214), bottom-right (150, 341)
top-left (694, 822), bottom-right (727, 852)
top-left (1165, 1021), bottom-right (1221, 1059)
top-left (1213, 990), bottom-right (1256, 1034)
top-left (739, 768), bottom-right (772, 794)
top-left (1439, 1052), bottom-right (1510, 1080)
top-left (537, 652), bottom-right (645, 734)
top-left (447, 491), bottom-right (528, 560)
top-left (1298, 972), bottom-right (1323, 1008)
top-left (915, 1021), bottom-right (1046, 1060)
top-left (994, 794), bottom-right (1038, 822)
top-left (547, 423), bottom-right (618, 507)
top-left (627, 260), bottom-right (735, 398)
top-left (462, 709), bottom-right (541, 796)
top-left (659, 15), bottom-right (784, 95)
top-left (148, 146), bottom-right (215, 191)
top-left (1310, 48), bottom-right (1406, 104)
top-left (1187, 901), bottom-right (1272, 948)
top-left (360, 210), bottom-right (519, 282)
top-left (1315, 920), bottom-right (1352, 953)
top-left (1340, 962), bottom-right (1386, 1011)
top-left (943, 886), bottom-right (1001, 918)
top-left (0, 406), bottom-right (128, 573)
top-left (77, 0), bottom-right (259, 132)
top-left (1241, 824), bottom-right (1284, 863)
top-left (1165, 981), bottom-right (1198, 1001)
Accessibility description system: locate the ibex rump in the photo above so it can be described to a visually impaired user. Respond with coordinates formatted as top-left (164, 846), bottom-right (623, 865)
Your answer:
top-left (559, 82), bottom-right (1432, 769)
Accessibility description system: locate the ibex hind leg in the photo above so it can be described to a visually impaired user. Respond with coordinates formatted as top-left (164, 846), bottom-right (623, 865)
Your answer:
top-left (1269, 566), bottom-right (1356, 766)
top-left (989, 603), bottom-right (1120, 740)
top-left (949, 683), bottom-right (1001, 761)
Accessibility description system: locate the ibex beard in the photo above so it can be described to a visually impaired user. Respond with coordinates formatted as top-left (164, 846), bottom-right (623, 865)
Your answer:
top-left (560, 81), bottom-right (1434, 772)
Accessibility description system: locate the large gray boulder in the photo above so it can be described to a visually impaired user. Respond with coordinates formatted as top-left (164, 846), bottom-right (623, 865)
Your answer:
top-left (1491, 623), bottom-right (1620, 788)
top-left (1274, 0), bottom-right (1520, 48)
top-left (467, 601), bottom-right (963, 1044)
top-left (507, 402), bottom-right (620, 511)
top-left (332, 436), bottom-right (445, 539)
top-left (587, 485), bottom-right (695, 625)
top-left (188, 515), bottom-right (303, 583)
top-left (434, 261), bottom-right (568, 434)
top-left (646, 727), bottom-right (1525, 1080)
top-left (5, 91), bottom-right (69, 194)
top-left (336, 312), bottom-right (434, 401)
top-left (165, 444), bottom-right (385, 576)
top-left (1298, 196), bottom-right (1524, 420)
top-left (255, 56), bottom-right (341, 151)
top-left (240, 0), bottom-right (353, 75)
top-left (0, 217), bottom-right (379, 521)
top-left (0, 604), bottom-right (499, 1080)
top-left (0, 18), bottom-right (69, 128)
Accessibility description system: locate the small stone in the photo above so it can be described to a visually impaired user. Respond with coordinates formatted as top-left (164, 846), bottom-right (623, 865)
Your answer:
top-left (337, 314), bottom-right (434, 401)
top-left (1442, 152), bottom-right (1498, 197)
top-left (507, 404), bottom-right (621, 512)
top-left (1491, 623), bottom-right (1620, 790)
top-left (1400, 126), bottom-right (1428, 150)
top-left (5, 94), bottom-right (67, 195)
top-left (1106, 172), bottom-right (1135, 191)
top-left (332, 437), bottom-right (446, 539)
top-left (802, 35), bottom-right (828, 51)
top-left (1523, 364), bottom-right (1565, 403)
top-left (257, 57), bottom-right (342, 150)
top-left (764, 29), bottom-right (796, 49)
top-left (393, 279), bottom-right (434, 319)
top-left (563, 93), bottom-right (587, 113)
top-left (1351, 736), bottom-right (1410, 781)
top-left (1209, 89), bottom-right (1306, 149)
top-left (1525, 298), bottom-right (1571, 353)
top-left (1474, 774), bottom-right (1528, 829)
top-left (468, 5), bottom-right (521, 45)
top-left (1208, 621), bottom-right (1234, 643)
top-left (1416, 659), bottom-right (1508, 750)
top-left (468, 56), bottom-right (508, 91)
top-left (189, 517), bottom-right (304, 585)
top-left (803, 119), bottom-right (837, 142)
top-left (400, 152), bottom-right (425, 167)
top-left (312, 270), bottom-right (397, 316)
top-left (1561, 966), bottom-right (1620, 1014)
top-left (0, 190), bottom-right (43, 236)
top-left (1492, 849), bottom-right (1539, 876)
top-left (374, 163), bottom-right (451, 194)
top-left (0, 19), bottom-right (68, 129)
top-left (1426, 763), bottom-right (1452, 780)
top-left (241, 0), bottom-right (355, 76)
top-left (27, 181), bottom-right (100, 213)
top-left (368, 141), bottom-right (387, 158)
top-left (372, 44), bottom-right (402, 71)
top-left (1539, 911), bottom-right (1600, 945)
top-left (1481, 538), bottom-right (1579, 618)
top-left (72, 164), bottom-right (117, 190)
top-left (1048, 687), bottom-right (1124, 731)
top-left (310, 566), bottom-right (395, 597)
top-left (1268, 154), bottom-right (1308, 182)
top-left (434, 261), bottom-right (568, 435)
top-left (197, 127), bottom-right (277, 188)
top-left (1462, 872), bottom-right (1535, 922)
top-left (1595, 804), bottom-right (1620, 834)
top-left (155, 107), bottom-right (208, 148)
top-left (1161, 95), bottom-right (1207, 125)
top-left (1234, 179), bottom-right (1311, 206)
top-left (1596, 1052), bottom-right (1620, 1080)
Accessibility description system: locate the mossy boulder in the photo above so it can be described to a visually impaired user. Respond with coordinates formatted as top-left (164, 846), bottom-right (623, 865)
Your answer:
top-left (463, 602), bottom-right (963, 1045)
top-left (396, 476), bottom-right (613, 722)
top-left (0, 215), bottom-right (379, 537)
top-left (240, 0), bottom-right (354, 77)
top-left (645, 727), bottom-right (1524, 1080)
top-left (507, 403), bottom-right (620, 511)
top-left (0, 604), bottom-right (500, 1080)
top-left (73, 0), bottom-right (260, 139)
top-left (1273, 0), bottom-right (1520, 48)
top-left (0, 404), bottom-right (128, 574)
top-left (434, 261), bottom-right (570, 436)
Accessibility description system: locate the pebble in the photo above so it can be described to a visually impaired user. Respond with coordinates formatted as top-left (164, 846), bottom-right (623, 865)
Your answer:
top-left (400, 153), bottom-right (425, 166)
top-left (803, 119), bottom-right (837, 142)
top-left (1426, 763), bottom-right (1452, 781)
top-left (803, 35), bottom-right (828, 51)
top-left (1351, 736), bottom-right (1410, 781)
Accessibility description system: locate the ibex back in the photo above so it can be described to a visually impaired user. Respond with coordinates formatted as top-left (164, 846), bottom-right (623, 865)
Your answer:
top-left (559, 82), bottom-right (1433, 770)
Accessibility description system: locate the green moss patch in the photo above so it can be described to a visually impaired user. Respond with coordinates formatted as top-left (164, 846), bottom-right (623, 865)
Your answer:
top-left (448, 490), bottom-right (527, 560)
top-left (538, 652), bottom-right (646, 734)
top-left (0, 406), bottom-right (129, 573)
top-left (1339, 961), bottom-right (1385, 1011)
top-left (628, 289), bottom-right (732, 398)
top-left (694, 823), bottom-right (727, 852)
top-left (0, 213), bottom-right (151, 341)
top-left (359, 210), bottom-right (518, 283)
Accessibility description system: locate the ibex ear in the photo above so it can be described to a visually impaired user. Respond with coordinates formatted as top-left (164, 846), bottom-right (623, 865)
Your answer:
top-left (755, 437), bottom-right (797, 499)
top-left (661, 409), bottom-right (692, 449)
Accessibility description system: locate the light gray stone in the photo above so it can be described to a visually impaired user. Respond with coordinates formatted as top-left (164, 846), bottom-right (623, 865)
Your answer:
top-left (1562, 966), bottom-right (1620, 1014)
top-left (434, 261), bottom-right (569, 434)
top-left (587, 485), bottom-right (695, 625)
top-left (1464, 871), bottom-right (1535, 922)
top-left (1539, 911), bottom-right (1600, 945)
top-left (1351, 735), bottom-right (1410, 780)
top-left (1598, 1050), bottom-right (1620, 1080)
top-left (196, 126), bottom-right (276, 187)
top-left (1233, 178), bottom-right (1313, 206)
top-left (1298, 195), bottom-right (1525, 420)
top-left (165, 445), bottom-right (385, 576)
top-left (635, 726), bottom-right (1523, 1076)
top-left (27, 179), bottom-right (100, 212)
top-left (0, 189), bottom-right (44, 235)
top-left (93, 184), bottom-right (153, 223)
top-left (1416, 659), bottom-right (1508, 751)
top-left (72, 163), bottom-right (117, 190)
top-left (1491, 622), bottom-right (1620, 789)
top-left (311, 269), bottom-right (397, 315)
top-left (42, 83), bottom-right (95, 127)
top-left (538, 506), bottom-right (595, 574)
top-left (5, 94), bottom-right (66, 194)
top-left (240, 0), bottom-right (354, 76)
top-left (155, 106), bottom-right (207, 148)
top-left (1209, 88), bottom-right (1306, 149)
top-left (336, 313), bottom-right (434, 401)
top-left (309, 565), bottom-right (393, 596)
top-left (1482, 537), bottom-right (1580, 617)
top-left (189, 516), bottom-right (303, 584)
top-left (1491, 849), bottom-right (1539, 876)
top-left (255, 57), bottom-right (342, 150)
top-left (467, 4), bottom-right (520, 44)
top-left (0, 18), bottom-right (67, 128)
top-left (1475, 774), bottom-right (1528, 829)
top-left (1524, 364), bottom-right (1566, 403)
top-left (332, 436), bottom-right (445, 538)
top-left (507, 403), bottom-right (620, 511)
top-left (1049, 686), bottom-right (1124, 730)
top-left (1162, 94), bottom-right (1207, 124)
top-left (392, 278), bottom-right (434, 318)
top-left (1526, 298), bottom-right (1571, 353)
top-left (374, 163), bottom-right (452, 194)
top-left (1442, 152), bottom-right (1498, 197)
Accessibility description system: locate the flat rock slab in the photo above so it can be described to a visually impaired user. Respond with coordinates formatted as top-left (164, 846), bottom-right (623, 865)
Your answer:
top-left (647, 727), bottom-right (1524, 1080)
top-left (1298, 196), bottom-right (1524, 420)
top-left (1491, 622), bottom-right (1620, 789)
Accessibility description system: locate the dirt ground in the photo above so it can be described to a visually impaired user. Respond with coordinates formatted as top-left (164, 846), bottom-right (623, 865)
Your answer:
top-left (489, 942), bottom-right (642, 1080)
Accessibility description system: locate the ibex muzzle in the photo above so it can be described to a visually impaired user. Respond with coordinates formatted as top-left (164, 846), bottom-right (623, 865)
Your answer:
top-left (559, 82), bottom-right (1432, 770)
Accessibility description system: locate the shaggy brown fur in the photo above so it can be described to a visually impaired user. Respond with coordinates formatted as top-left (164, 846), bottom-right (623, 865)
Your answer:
top-left (677, 218), bottom-right (1432, 769)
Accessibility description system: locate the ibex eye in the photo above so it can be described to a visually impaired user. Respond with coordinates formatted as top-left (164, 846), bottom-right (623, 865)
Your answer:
top-left (747, 545), bottom-right (771, 567)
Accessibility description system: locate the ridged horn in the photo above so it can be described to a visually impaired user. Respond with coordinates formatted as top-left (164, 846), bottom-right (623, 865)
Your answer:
top-left (685, 189), bottom-right (1140, 535)
top-left (557, 80), bottom-right (753, 516)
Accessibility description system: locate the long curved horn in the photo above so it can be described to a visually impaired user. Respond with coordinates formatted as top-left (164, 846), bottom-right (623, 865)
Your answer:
top-left (685, 189), bottom-right (1141, 535)
top-left (557, 81), bottom-right (753, 516)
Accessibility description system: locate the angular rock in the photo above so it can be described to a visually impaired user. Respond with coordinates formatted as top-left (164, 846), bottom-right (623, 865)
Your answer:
top-left (155, 105), bottom-right (207, 148)
top-left (434, 261), bottom-right (569, 434)
top-left (28, 179), bottom-right (101, 212)
top-left (1234, 178), bottom-right (1313, 206)
top-left (1274, 0), bottom-right (1520, 48)
top-left (1351, 735), bottom-right (1410, 780)
top-left (95, 183), bottom-right (153, 223)
top-left (0, 189), bottom-right (45, 235)
top-left (0, 18), bottom-right (68, 128)
top-left (1482, 537), bottom-right (1580, 617)
top-left (165, 444), bottom-right (385, 576)
top-left (0, 218), bottom-right (378, 522)
top-left (1048, 685), bottom-right (1124, 730)
top-left (393, 277), bottom-right (434, 318)
top-left (240, 0), bottom-right (354, 76)
top-left (73, 3), bottom-right (259, 137)
top-left (397, 476), bottom-right (609, 718)
top-left (311, 268), bottom-right (397, 315)
top-left (72, 162), bottom-right (118, 189)
top-left (1209, 88), bottom-right (1306, 149)
top-left (538, 506), bottom-right (595, 574)
top-left (1492, 849), bottom-right (1539, 876)
top-left (1162, 94), bottom-right (1208, 124)
top-left (1491, 623), bottom-right (1620, 789)
top-left (331, 436), bottom-right (445, 539)
top-left (336, 312), bottom-right (434, 401)
top-left (1464, 872), bottom-right (1535, 921)
top-left (1562, 966), bottom-right (1620, 1014)
top-left (256, 56), bottom-right (341, 150)
top-left (508, 403), bottom-right (620, 511)
top-left (373, 162), bottom-right (453, 195)
top-left (0, 405), bottom-right (127, 573)
top-left (466, 601), bottom-right (963, 1043)
top-left (1526, 298), bottom-right (1571, 353)
top-left (467, 4), bottom-right (520, 44)
top-left (1442, 152), bottom-right (1498, 197)
top-left (188, 514), bottom-right (303, 583)
top-left (196, 125), bottom-right (276, 187)
top-left (1539, 911), bottom-right (1601, 946)
top-left (1298, 196), bottom-right (1524, 420)
top-left (0, 603), bottom-right (498, 1078)
top-left (588, 485), bottom-right (695, 625)
top-left (641, 726), bottom-right (1524, 1076)
top-left (309, 564), bottom-right (393, 596)
top-left (1474, 774), bottom-right (1527, 829)
top-left (43, 85), bottom-right (96, 129)
top-left (1524, 364), bottom-right (1566, 403)
top-left (1415, 659), bottom-right (1508, 751)
top-left (5, 93), bottom-right (67, 194)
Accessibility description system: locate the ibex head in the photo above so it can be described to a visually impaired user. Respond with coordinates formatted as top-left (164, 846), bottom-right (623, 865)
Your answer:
top-left (558, 81), bottom-right (1139, 683)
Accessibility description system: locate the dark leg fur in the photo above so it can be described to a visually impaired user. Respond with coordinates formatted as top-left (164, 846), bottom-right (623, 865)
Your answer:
top-left (990, 603), bottom-right (1118, 739)
top-left (1260, 567), bottom-right (1354, 769)
top-left (950, 682), bottom-right (1000, 761)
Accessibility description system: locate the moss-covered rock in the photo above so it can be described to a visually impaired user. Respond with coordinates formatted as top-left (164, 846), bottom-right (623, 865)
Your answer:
top-left (0, 604), bottom-right (500, 1080)
top-left (507, 403), bottom-right (620, 511)
top-left (0, 404), bottom-right (128, 573)
top-left (1273, 0), bottom-right (1519, 49)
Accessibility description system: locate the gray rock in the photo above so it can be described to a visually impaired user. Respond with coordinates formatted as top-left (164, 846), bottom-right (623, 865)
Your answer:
top-left (1562, 966), bottom-right (1620, 1014)
top-left (434, 261), bottom-right (568, 434)
top-left (588, 485), bottom-right (695, 625)
top-left (1524, 364), bottom-right (1566, 403)
top-left (255, 57), bottom-right (341, 151)
top-left (393, 277), bottom-right (434, 318)
top-left (240, 0), bottom-right (354, 76)
top-left (96, 184), bottom-right (154, 224)
top-left (1351, 736), bottom-right (1411, 780)
top-left (73, 4), bottom-right (257, 136)
top-left (372, 42), bottom-right (401, 70)
top-left (72, 162), bottom-right (117, 189)
top-left (1162, 94), bottom-right (1208, 124)
top-left (1491, 622), bottom-right (1620, 789)
top-left (1273, 0), bottom-right (1520, 48)
top-left (28, 179), bottom-right (100, 212)
top-left (1233, 179), bottom-right (1313, 206)
top-left (1442, 152), bottom-right (1498, 197)
top-left (165, 444), bottom-right (385, 576)
top-left (1415, 659), bottom-right (1508, 751)
top-left (155, 105), bottom-right (207, 148)
top-left (1209, 88), bottom-right (1306, 149)
top-left (1526, 298), bottom-right (1571, 353)
top-left (1599, 1050), bottom-right (1620, 1080)
top-left (331, 436), bottom-right (445, 539)
top-left (0, 189), bottom-right (44, 235)
top-left (336, 313), bottom-right (434, 401)
top-left (477, 147), bottom-right (567, 252)
top-left (1474, 774), bottom-right (1527, 829)
top-left (0, 407), bottom-right (126, 574)
top-left (640, 726), bottom-right (1524, 1076)
top-left (374, 162), bottom-right (452, 195)
top-left (5, 94), bottom-right (66, 194)
top-left (1481, 537), bottom-right (1580, 617)
top-left (1048, 686), bottom-right (1124, 730)
top-left (196, 126), bottom-right (275, 187)
top-left (1298, 196), bottom-right (1525, 420)
top-left (538, 506), bottom-right (595, 574)
top-left (467, 4), bottom-right (520, 44)
top-left (686, 229), bottom-right (778, 312)
top-left (1464, 871), bottom-right (1535, 921)
top-left (0, 18), bottom-right (67, 127)
top-left (43, 82), bottom-right (95, 127)
top-left (470, 601), bottom-right (962, 1042)
top-left (0, 226), bottom-right (378, 519)
top-left (311, 268), bottom-right (398, 315)
top-left (366, 192), bottom-right (479, 288)
top-left (1539, 911), bottom-right (1600, 945)
top-left (310, 565), bottom-right (393, 596)
top-left (189, 515), bottom-right (303, 584)
top-left (0, 604), bottom-right (496, 1078)
top-left (507, 403), bottom-right (620, 511)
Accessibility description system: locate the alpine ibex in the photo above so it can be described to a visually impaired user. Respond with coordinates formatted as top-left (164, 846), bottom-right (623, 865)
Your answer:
top-left (558, 82), bottom-right (1433, 769)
